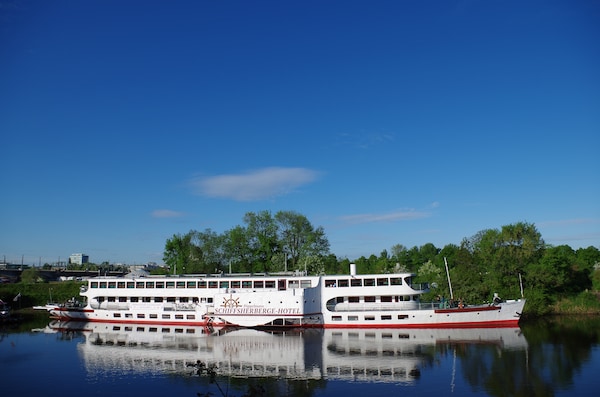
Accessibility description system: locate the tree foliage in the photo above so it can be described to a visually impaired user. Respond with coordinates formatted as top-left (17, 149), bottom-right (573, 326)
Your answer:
top-left (163, 213), bottom-right (600, 316)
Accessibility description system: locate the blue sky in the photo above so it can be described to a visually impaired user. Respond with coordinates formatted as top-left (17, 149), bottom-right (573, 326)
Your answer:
top-left (1, 1), bottom-right (598, 266)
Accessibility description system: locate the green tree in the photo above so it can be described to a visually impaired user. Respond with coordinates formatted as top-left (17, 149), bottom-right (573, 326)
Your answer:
top-left (243, 211), bottom-right (279, 273)
top-left (163, 231), bottom-right (202, 275)
top-left (223, 225), bottom-right (253, 273)
top-left (275, 210), bottom-right (330, 271)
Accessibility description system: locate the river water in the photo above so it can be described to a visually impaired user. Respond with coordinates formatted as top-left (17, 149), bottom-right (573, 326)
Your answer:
top-left (1, 313), bottom-right (599, 397)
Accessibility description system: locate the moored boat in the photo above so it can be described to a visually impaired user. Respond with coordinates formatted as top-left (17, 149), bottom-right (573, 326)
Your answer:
top-left (47, 264), bottom-right (525, 328)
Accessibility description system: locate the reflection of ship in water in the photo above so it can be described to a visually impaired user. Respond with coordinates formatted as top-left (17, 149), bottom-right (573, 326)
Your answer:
top-left (46, 321), bottom-right (528, 383)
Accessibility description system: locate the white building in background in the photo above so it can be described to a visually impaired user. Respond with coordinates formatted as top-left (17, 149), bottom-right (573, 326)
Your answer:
top-left (69, 253), bottom-right (89, 265)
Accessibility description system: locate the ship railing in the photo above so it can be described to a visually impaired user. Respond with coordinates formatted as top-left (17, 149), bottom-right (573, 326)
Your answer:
top-left (328, 302), bottom-right (420, 312)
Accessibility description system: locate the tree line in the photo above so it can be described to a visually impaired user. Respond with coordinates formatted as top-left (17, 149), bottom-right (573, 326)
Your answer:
top-left (162, 210), bottom-right (600, 316)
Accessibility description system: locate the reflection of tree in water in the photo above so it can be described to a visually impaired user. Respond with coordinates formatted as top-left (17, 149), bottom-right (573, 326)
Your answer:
top-left (454, 317), bottom-right (600, 397)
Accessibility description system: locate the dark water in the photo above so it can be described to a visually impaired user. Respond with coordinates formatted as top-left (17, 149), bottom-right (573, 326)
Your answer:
top-left (1, 313), bottom-right (599, 397)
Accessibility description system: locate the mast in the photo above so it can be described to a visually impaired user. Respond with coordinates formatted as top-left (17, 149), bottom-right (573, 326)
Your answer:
top-left (444, 257), bottom-right (454, 300)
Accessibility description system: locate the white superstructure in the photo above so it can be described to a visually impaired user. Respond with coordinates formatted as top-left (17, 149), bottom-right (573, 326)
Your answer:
top-left (49, 265), bottom-right (525, 328)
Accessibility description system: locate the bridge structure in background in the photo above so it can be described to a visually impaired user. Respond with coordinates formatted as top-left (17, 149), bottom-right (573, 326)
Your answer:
top-left (0, 269), bottom-right (128, 283)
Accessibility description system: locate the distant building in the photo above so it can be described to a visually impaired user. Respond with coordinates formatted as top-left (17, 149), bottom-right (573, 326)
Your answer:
top-left (69, 253), bottom-right (89, 265)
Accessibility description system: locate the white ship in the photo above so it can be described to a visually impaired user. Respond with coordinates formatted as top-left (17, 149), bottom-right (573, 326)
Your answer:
top-left (48, 264), bottom-right (525, 328)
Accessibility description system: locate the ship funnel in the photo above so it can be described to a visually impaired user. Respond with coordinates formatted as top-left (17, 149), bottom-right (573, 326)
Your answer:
top-left (350, 263), bottom-right (356, 276)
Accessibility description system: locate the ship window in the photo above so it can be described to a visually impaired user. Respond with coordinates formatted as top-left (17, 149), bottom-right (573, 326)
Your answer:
top-left (150, 314), bottom-right (157, 318)
top-left (220, 281), bottom-right (229, 288)
top-left (137, 314), bottom-right (145, 318)
top-left (180, 297), bottom-right (189, 303)
top-left (108, 282), bottom-right (116, 288)
top-left (143, 297), bottom-right (151, 302)
top-left (390, 277), bottom-right (402, 285)
top-left (398, 314), bottom-right (409, 320)
top-left (108, 297), bottom-right (116, 302)
top-left (113, 313), bottom-right (121, 318)
top-left (254, 281), bottom-right (264, 288)
top-left (381, 315), bottom-right (392, 320)
top-left (125, 313), bottom-right (132, 318)
top-left (187, 315), bottom-right (195, 320)
top-left (301, 280), bottom-right (312, 288)
top-left (332, 316), bottom-right (342, 321)
top-left (288, 280), bottom-right (299, 288)
top-left (176, 281), bottom-right (185, 288)
top-left (336, 297), bottom-right (344, 303)
top-left (377, 278), bottom-right (389, 286)
top-left (187, 281), bottom-right (196, 288)
top-left (242, 281), bottom-right (252, 288)
top-left (155, 297), bottom-right (163, 302)
top-left (162, 328), bottom-right (170, 333)
top-left (99, 282), bottom-right (107, 288)
top-left (136, 282), bottom-right (144, 288)
top-left (325, 279), bottom-right (336, 287)
top-left (119, 297), bottom-right (127, 302)
top-left (364, 279), bottom-right (375, 286)
top-left (338, 279), bottom-right (349, 287)
top-left (365, 315), bottom-right (375, 321)
top-left (130, 297), bottom-right (139, 302)
top-left (199, 281), bottom-right (207, 288)
top-left (349, 297), bottom-right (359, 303)
top-left (117, 282), bottom-right (125, 288)
top-left (231, 281), bottom-right (241, 288)
top-left (167, 297), bottom-right (175, 303)
top-left (208, 281), bottom-right (218, 288)
top-left (365, 296), bottom-right (376, 302)
top-left (136, 327), bottom-right (144, 331)
top-left (348, 316), bottom-right (359, 321)
top-left (381, 296), bottom-right (392, 303)
top-left (162, 314), bottom-right (170, 319)
top-left (146, 282), bottom-right (155, 288)
top-left (124, 327), bottom-right (132, 332)
top-left (149, 327), bottom-right (158, 332)
top-left (127, 282), bottom-right (134, 289)
top-left (166, 281), bottom-right (175, 288)
top-left (207, 298), bottom-right (213, 303)
top-left (91, 282), bottom-right (98, 288)
top-left (265, 280), bottom-right (275, 288)
top-left (175, 328), bottom-right (184, 334)
top-left (156, 282), bottom-right (164, 288)
top-left (351, 279), bottom-right (362, 287)
top-left (175, 315), bottom-right (184, 319)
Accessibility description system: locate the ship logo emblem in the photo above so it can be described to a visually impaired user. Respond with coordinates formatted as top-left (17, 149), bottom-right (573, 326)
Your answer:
top-left (221, 294), bottom-right (240, 308)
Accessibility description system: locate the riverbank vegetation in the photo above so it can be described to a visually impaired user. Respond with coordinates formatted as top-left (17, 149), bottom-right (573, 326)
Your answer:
top-left (2, 211), bottom-right (599, 317)
top-left (160, 211), bottom-right (600, 317)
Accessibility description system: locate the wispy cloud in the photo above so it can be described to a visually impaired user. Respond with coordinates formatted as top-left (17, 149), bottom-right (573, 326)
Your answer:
top-left (189, 167), bottom-right (320, 201)
top-left (537, 218), bottom-right (598, 227)
top-left (339, 210), bottom-right (430, 225)
top-left (151, 209), bottom-right (184, 218)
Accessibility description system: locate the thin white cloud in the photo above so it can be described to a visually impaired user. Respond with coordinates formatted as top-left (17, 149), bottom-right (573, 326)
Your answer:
top-left (340, 210), bottom-right (430, 225)
top-left (151, 209), bottom-right (184, 218)
top-left (189, 167), bottom-right (320, 201)
top-left (537, 218), bottom-right (598, 227)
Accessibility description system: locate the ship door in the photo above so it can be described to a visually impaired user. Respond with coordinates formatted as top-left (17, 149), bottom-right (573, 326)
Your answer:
top-left (278, 279), bottom-right (286, 291)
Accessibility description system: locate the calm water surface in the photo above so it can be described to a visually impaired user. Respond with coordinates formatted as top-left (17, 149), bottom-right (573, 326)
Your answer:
top-left (1, 313), bottom-right (599, 397)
